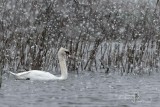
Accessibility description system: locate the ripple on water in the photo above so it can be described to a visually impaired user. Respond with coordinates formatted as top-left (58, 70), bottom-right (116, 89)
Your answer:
top-left (0, 73), bottom-right (160, 107)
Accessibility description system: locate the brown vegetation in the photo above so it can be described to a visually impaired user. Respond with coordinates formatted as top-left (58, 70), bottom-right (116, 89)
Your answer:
top-left (0, 0), bottom-right (159, 79)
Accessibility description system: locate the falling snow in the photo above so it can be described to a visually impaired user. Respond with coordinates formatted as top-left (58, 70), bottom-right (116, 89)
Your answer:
top-left (0, 0), bottom-right (159, 75)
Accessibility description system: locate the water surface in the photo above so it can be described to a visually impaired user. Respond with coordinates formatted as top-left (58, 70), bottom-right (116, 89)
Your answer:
top-left (0, 72), bottom-right (160, 107)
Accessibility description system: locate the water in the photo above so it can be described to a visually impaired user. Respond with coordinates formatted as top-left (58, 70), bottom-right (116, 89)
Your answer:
top-left (0, 72), bottom-right (160, 107)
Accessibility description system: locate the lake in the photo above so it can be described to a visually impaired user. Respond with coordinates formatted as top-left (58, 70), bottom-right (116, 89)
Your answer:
top-left (0, 72), bottom-right (160, 107)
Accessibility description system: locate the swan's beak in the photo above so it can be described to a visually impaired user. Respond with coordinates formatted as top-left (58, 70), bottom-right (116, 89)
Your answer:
top-left (65, 51), bottom-right (69, 55)
top-left (65, 50), bottom-right (72, 59)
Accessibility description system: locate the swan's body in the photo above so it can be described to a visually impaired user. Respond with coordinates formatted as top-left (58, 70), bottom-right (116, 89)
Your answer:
top-left (9, 47), bottom-right (69, 80)
top-left (9, 70), bottom-right (65, 80)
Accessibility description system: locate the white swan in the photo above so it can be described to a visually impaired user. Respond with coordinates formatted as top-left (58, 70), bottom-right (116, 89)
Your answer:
top-left (9, 47), bottom-right (69, 80)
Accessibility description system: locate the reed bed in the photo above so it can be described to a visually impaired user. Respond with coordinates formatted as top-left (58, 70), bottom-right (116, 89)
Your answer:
top-left (0, 0), bottom-right (159, 76)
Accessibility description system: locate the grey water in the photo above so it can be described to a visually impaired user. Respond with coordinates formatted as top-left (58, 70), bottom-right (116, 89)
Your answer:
top-left (0, 72), bottom-right (160, 107)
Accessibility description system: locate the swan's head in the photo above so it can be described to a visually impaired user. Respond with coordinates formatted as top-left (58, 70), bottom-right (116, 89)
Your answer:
top-left (58, 47), bottom-right (69, 60)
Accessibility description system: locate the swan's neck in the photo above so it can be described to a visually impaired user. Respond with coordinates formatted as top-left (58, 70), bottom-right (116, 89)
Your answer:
top-left (59, 59), bottom-right (68, 80)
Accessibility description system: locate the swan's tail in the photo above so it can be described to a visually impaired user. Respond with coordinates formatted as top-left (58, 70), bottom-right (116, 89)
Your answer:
top-left (7, 71), bottom-right (30, 80)
top-left (6, 71), bottom-right (18, 77)
top-left (8, 71), bottom-right (17, 76)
